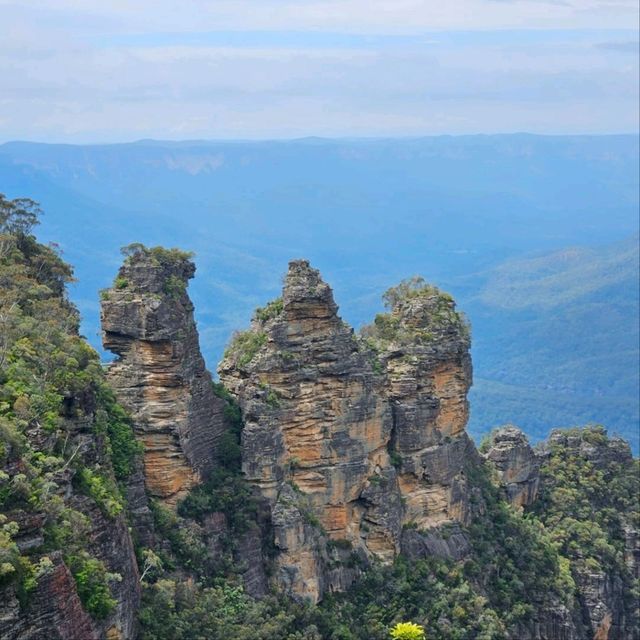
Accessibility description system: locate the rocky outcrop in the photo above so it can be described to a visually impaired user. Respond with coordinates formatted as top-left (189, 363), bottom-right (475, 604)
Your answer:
top-left (401, 522), bottom-right (471, 562)
top-left (0, 553), bottom-right (99, 640)
top-left (219, 260), bottom-right (398, 601)
top-left (482, 425), bottom-right (541, 507)
top-left (101, 247), bottom-right (227, 505)
top-left (368, 280), bottom-right (475, 530)
top-left (219, 262), bottom-right (476, 601)
top-left (510, 605), bottom-right (583, 640)
top-left (539, 430), bottom-right (639, 640)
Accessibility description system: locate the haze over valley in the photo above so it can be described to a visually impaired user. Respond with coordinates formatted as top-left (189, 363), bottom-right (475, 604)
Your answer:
top-left (1, 134), bottom-right (638, 450)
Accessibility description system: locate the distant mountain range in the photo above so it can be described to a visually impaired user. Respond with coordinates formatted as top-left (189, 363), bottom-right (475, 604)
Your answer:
top-left (0, 134), bottom-right (637, 450)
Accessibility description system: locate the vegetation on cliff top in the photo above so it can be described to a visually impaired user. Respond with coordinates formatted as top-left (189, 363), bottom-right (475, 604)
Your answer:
top-left (529, 425), bottom-right (640, 618)
top-left (223, 330), bottom-right (268, 368)
top-left (120, 242), bottom-right (194, 267)
top-left (0, 195), bottom-right (139, 618)
top-left (360, 276), bottom-right (471, 351)
top-left (255, 297), bottom-right (284, 323)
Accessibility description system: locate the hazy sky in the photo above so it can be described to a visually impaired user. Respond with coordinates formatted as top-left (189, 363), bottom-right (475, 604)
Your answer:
top-left (1, 0), bottom-right (638, 141)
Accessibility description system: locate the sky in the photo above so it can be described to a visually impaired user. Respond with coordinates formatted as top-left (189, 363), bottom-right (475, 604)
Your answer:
top-left (0, 0), bottom-right (638, 142)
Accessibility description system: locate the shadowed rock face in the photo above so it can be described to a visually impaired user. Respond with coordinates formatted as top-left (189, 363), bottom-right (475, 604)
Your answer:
top-left (374, 286), bottom-right (475, 530)
top-left (541, 431), bottom-right (639, 640)
top-left (101, 249), bottom-right (226, 505)
top-left (219, 260), bottom-right (475, 602)
top-left (482, 425), bottom-right (541, 507)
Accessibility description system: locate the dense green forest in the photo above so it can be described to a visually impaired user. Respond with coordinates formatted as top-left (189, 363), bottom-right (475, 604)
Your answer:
top-left (466, 236), bottom-right (639, 448)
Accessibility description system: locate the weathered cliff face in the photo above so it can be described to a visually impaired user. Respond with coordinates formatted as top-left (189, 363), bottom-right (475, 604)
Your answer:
top-left (482, 425), bottom-right (541, 507)
top-left (0, 552), bottom-right (99, 640)
top-left (218, 262), bottom-right (476, 602)
top-left (0, 410), bottom-right (141, 640)
top-left (0, 229), bottom-right (141, 640)
top-left (537, 430), bottom-right (640, 640)
top-left (367, 282), bottom-right (475, 532)
top-left (101, 248), bottom-right (226, 505)
top-left (219, 261), bottom-right (399, 601)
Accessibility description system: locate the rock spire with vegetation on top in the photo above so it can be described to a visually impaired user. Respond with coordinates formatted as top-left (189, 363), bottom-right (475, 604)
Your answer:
top-left (100, 243), bottom-right (227, 505)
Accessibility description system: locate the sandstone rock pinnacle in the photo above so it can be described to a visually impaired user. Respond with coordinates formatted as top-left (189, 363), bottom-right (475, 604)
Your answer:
top-left (219, 262), bottom-right (477, 601)
top-left (101, 246), bottom-right (226, 505)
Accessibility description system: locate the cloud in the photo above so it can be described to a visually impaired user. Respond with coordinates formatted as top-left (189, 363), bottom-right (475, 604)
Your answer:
top-left (0, 1), bottom-right (637, 140)
top-left (1, 0), bottom-right (639, 34)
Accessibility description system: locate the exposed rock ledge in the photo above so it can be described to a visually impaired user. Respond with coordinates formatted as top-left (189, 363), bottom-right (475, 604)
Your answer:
top-left (481, 424), bottom-right (541, 507)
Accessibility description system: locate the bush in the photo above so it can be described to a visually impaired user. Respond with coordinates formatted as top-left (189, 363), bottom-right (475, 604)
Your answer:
top-left (94, 386), bottom-right (141, 480)
top-left (177, 468), bottom-right (257, 534)
top-left (255, 298), bottom-right (284, 323)
top-left (121, 243), bottom-right (194, 267)
top-left (163, 274), bottom-right (186, 298)
top-left (76, 467), bottom-right (124, 518)
top-left (360, 277), bottom-right (470, 348)
top-left (224, 331), bottom-right (267, 368)
top-left (211, 381), bottom-right (244, 471)
top-left (66, 553), bottom-right (118, 619)
top-left (114, 276), bottom-right (128, 290)
top-left (390, 622), bottom-right (426, 640)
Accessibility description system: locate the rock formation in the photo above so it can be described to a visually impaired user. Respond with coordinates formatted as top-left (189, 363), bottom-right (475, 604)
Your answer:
top-left (367, 278), bottom-right (476, 533)
top-left (482, 424), bottom-right (541, 507)
top-left (0, 552), bottom-right (99, 640)
top-left (4, 236), bottom-right (637, 640)
top-left (539, 430), bottom-right (639, 640)
top-left (101, 247), bottom-right (227, 505)
top-left (218, 262), bottom-right (476, 601)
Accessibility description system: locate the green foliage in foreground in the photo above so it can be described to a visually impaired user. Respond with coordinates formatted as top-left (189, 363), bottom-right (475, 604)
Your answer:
top-left (390, 622), bottom-right (426, 640)
top-left (139, 555), bottom-right (506, 640)
top-left (140, 581), bottom-right (314, 640)
top-left (66, 552), bottom-right (118, 619)
top-left (0, 197), bottom-right (138, 617)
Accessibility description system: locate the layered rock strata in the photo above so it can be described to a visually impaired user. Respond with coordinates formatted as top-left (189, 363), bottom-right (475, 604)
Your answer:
top-left (482, 424), bottom-right (541, 507)
top-left (368, 282), bottom-right (475, 531)
top-left (101, 248), bottom-right (226, 505)
top-left (219, 261), bottom-right (475, 601)
top-left (0, 552), bottom-right (99, 640)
